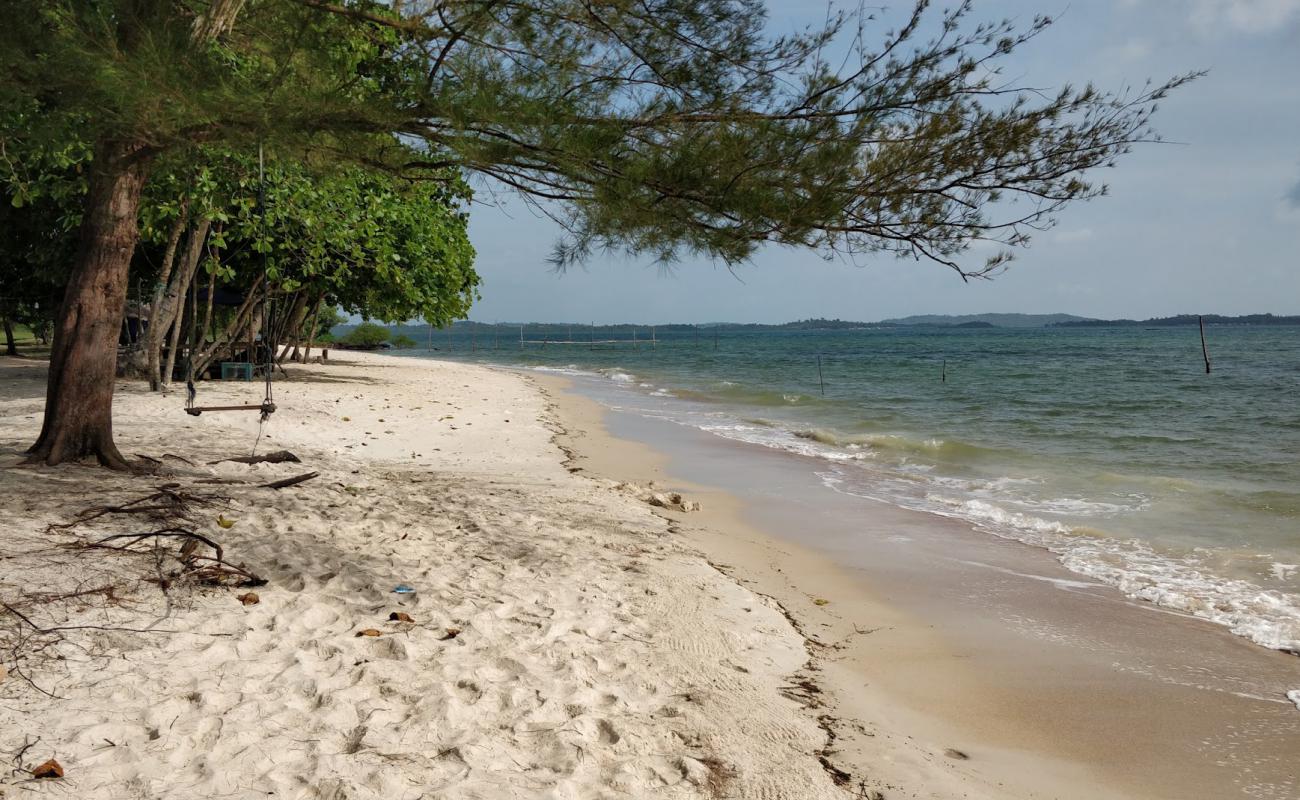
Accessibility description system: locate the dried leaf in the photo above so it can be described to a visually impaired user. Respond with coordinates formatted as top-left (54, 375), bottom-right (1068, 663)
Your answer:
top-left (355, 629), bottom-right (382, 637)
top-left (32, 759), bottom-right (63, 779)
top-left (216, 515), bottom-right (236, 529)
top-left (388, 612), bottom-right (414, 623)
top-left (237, 592), bottom-right (260, 606)
top-left (813, 598), bottom-right (829, 606)
top-left (439, 627), bottom-right (462, 641)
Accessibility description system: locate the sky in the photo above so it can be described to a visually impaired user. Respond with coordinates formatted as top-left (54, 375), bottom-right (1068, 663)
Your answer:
top-left (459, 0), bottom-right (1300, 324)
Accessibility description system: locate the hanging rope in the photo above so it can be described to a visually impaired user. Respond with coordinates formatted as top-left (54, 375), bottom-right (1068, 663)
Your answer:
top-left (250, 143), bottom-right (276, 455)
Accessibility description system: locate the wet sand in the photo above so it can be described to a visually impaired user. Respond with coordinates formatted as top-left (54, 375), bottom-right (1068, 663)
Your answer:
top-left (538, 372), bottom-right (1300, 800)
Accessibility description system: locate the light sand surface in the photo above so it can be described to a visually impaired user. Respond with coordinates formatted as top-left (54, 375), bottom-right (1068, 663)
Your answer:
top-left (0, 353), bottom-right (852, 799)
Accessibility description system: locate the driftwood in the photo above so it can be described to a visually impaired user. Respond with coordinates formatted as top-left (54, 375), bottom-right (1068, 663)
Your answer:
top-left (91, 528), bottom-right (265, 587)
top-left (208, 449), bottom-right (300, 466)
top-left (49, 484), bottom-right (226, 531)
top-left (261, 471), bottom-right (319, 490)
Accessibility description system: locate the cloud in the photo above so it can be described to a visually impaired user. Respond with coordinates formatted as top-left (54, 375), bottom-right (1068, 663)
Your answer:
top-left (1288, 177), bottom-right (1300, 208)
top-left (1054, 228), bottom-right (1096, 244)
top-left (1192, 0), bottom-right (1300, 33)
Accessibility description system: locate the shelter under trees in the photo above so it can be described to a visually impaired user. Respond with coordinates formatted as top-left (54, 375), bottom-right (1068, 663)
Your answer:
top-left (0, 0), bottom-right (1196, 468)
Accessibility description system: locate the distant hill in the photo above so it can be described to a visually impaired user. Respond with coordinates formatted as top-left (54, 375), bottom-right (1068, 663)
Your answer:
top-left (881, 313), bottom-right (1094, 328)
top-left (1052, 314), bottom-right (1300, 328)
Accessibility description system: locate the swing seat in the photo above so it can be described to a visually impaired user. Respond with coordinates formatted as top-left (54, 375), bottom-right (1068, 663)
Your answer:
top-left (185, 401), bottom-right (277, 417)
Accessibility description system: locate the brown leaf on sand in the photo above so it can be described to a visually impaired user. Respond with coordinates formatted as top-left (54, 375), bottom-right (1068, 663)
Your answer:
top-left (32, 759), bottom-right (64, 779)
top-left (439, 627), bottom-right (462, 641)
top-left (237, 592), bottom-right (260, 606)
top-left (355, 629), bottom-right (383, 637)
top-left (388, 612), bottom-right (415, 623)
top-left (944, 748), bottom-right (970, 760)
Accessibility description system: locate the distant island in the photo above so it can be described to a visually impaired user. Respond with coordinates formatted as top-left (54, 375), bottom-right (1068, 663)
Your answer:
top-left (1050, 313), bottom-right (1300, 328)
top-left (880, 313), bottom-right (1092, 327)
top-left (364, 313), bottom-right (1300, 340)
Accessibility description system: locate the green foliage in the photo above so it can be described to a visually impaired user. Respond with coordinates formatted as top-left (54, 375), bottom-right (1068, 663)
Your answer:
top-left (315, 306), bottom-right (347, 338)
top-left (390, 334), bottom-right (417, 349)
top-left (340, 321), bottom-right (390, 347)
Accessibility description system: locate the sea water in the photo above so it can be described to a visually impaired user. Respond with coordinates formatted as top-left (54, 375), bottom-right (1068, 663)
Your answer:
top-left (401, 325), bottom-right (1300, 652)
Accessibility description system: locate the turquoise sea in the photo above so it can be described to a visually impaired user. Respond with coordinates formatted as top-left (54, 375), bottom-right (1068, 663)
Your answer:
top-left (400, 324), bottom-right (1300, 652)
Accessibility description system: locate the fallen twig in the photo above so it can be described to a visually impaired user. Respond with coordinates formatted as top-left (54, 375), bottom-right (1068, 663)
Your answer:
top-left (208, 450), bottom-right (301, 466)
top-left (261, 472), bottom-right (319, 490)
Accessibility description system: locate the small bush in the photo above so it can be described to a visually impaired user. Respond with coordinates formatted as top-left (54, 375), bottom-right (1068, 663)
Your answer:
top-left (390, 334), bottom-right (417, 349)
top-left (340, 322), bottom-right (390, 347)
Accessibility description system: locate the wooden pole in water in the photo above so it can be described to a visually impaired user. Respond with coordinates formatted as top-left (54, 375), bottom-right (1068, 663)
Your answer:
top-left (633, 328), bottom-right (638, 349)
top-left (590, 322), bottom-right (595, 350)
top-left (714, 327), bottom-right (718, 350)
top-left (427, 322), bottom-right (432, 350)
top-left (471, 323), bottom-right (476, 352)
top-left (942, 359), bottom-right (946, 383)
top-left (652, 326), bottom-right (656, 350)
top-left (446, 324), bottom-right (452, 351)
top-left (817, 354), bottom-right (825, 396)
top-left (519, 324), bottom-right (523, 349)
top-left (1199, 315), bottom-right (1211, 374)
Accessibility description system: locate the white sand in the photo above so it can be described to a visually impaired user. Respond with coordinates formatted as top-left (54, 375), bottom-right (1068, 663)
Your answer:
top-left (0, 353), bottom-right (848, 799)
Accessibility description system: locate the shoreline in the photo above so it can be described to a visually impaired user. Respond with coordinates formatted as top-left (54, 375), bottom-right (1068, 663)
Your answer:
top-left (531, 369), bottom-right (1300, 799)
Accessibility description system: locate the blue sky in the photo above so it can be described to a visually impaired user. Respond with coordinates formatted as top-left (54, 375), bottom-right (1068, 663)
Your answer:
top-left (461, 1), bottom-right (1300, 324)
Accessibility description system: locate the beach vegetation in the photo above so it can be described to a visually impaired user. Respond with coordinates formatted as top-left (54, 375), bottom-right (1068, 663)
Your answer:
top-left (0, 0), bottom-right (1195, 467)
top-left (340, 322), bottom-right (392, 349)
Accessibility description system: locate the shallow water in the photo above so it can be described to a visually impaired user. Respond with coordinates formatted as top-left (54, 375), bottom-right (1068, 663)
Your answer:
top-left (398, 324), bottom-right (1300, 651)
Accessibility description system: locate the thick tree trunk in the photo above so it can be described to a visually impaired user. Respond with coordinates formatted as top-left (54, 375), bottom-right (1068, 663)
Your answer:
top-left (2, 317), bottom-right (17, 356)
top-left (27, 139), bottom-right (152, 468)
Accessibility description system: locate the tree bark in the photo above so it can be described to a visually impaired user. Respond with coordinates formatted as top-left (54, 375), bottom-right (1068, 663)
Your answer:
top-left (27, 138), bottom-right (152, 468)
top-left (2, 316), bottom-right (17, 356)
top-left (160, 219), bottom-right (212, 389)
top-left (144, 203), bottom-right (190, 389)
top-left (274, 291), bottom-right (310, 364)
top-left (301, 294), bottom-right (325, 362)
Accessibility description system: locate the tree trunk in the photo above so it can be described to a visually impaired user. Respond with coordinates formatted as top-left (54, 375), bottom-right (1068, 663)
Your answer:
top-left (27, 139), bottom-right (152, 468)
top-left (144, 204), bottom-right (190, 389)
top-left (275, 291), bottom-right (310, 365)
top-left (2, 316), bottom-right (17, 356)
top-left (160, 219), bottom-right (212, 389)
top-left (301, 294), bottom-right (325, 362)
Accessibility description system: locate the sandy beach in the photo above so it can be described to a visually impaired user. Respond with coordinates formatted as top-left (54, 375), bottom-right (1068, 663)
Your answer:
top-left (4, 352), bottom-right (1297, 799)
top-left (0, 352), bottom-right (862, 799)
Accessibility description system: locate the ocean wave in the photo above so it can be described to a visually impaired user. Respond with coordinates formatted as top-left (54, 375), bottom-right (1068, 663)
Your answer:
top-left (824, 479), bottom-right (1300, 652)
